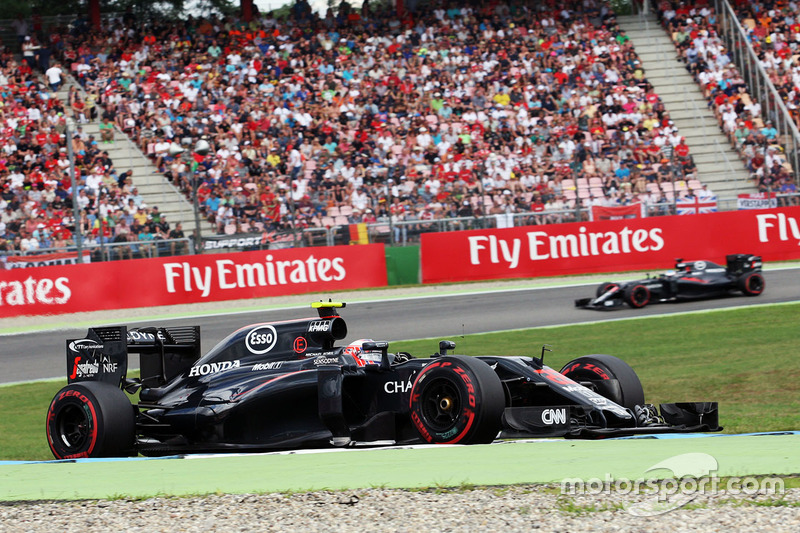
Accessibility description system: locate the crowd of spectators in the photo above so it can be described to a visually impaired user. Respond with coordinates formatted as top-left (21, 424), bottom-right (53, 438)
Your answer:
top-left (659, 0), bottom-right (799, 201)
top-left (38, 0), bottom-right (715, 242)
top-left (0, 33), bottom-right (187, 257)
top-left (4, 0), bottom-right (748, 256)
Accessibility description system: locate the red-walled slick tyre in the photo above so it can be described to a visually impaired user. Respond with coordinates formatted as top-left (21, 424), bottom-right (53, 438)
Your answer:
top-left (738, 272), bottom-right (764, 296)
top-left (560, 354), bottom-right (645, 410)
top-left (409, 355), bottom-right (504, 445)
top-left (624, 284), bottom-right (651, 308)
top-left (46, 382), bottom-right (135, 459)
top-left (596, 282), bottom-right (619, 298)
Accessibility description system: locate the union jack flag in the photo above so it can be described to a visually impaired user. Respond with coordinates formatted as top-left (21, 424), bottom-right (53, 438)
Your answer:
top-left (676, 195), bottom-right (718, 215)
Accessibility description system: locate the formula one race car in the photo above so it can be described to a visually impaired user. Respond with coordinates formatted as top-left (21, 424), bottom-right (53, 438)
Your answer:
top-left (575, 254), bottom-right (764, 310)
top-left (46, 302), bottom-right (721, 459)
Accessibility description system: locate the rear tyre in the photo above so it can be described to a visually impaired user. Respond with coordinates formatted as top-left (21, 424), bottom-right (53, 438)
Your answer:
top-left (46, 382), bottom-right (136, 459)
top-left (596, 282), bottom-right (619, 298)
top-left (409, 355), bottom-right (505, 444)
top-left (624, 284), bottom-right (651, 308)
top-left (738, 272), bottom-right (764, 296)
top-left (560, 354), bottom-right (645, 410)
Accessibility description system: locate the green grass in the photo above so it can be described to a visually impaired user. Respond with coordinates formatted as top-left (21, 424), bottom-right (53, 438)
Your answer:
top-left (2, 304), bottom-right (798, 462)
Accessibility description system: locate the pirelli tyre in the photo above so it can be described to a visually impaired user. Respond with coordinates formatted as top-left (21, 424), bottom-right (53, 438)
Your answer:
top-left (624, 284), bottom-right (651, 308)
top-left (409, 355), bottom-right (504, 445)
top-left (46, 382), bottom-right (136, 459)
top-left (596, 282), bottom-right (619, 298)
top-left (738, 272), bottom-right (765, 296)
top-left (559, 354), bottom-right (645, 410)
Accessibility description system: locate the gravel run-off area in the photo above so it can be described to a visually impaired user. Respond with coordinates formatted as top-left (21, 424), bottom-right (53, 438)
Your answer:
top-left (1, 485), bottom-right (799, 532)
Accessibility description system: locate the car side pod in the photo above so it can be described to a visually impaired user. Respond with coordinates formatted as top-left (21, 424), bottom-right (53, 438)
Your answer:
top-left (660, 402), bottom-right (721, 431)
top-left (318, 365), bottom-right (350, 447)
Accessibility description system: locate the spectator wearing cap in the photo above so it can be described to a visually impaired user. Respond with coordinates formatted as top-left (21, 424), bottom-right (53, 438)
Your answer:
top-left (416, 127), bottom-right (433, 149)
top-left (760, 121), bottom-right (778, 143)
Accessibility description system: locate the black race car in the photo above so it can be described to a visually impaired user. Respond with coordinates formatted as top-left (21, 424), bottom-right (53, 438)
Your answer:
top-left (46, 302), bottom-right (721, 459)
top-left (575, 254), bottom-right (764, 310)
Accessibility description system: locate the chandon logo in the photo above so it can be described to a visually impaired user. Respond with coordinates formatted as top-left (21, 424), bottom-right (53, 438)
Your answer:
top-left (245, 325), bottom-right (278, 354)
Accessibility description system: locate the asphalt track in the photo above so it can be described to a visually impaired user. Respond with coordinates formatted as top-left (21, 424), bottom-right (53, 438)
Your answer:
top-left (2, 266), bottom-right (800, 384)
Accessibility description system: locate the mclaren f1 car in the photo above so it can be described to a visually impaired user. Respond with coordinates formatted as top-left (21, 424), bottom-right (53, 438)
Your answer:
top-left (575, 254), bottom-right (764, 310)
top-left (46, 302), bottom-right (721, 458)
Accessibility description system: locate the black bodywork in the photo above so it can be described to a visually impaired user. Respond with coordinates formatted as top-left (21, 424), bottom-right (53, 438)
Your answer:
top-left (47, 302), bottom-right (721, 459)
top-left (575, 254), bottom-right (765, 310)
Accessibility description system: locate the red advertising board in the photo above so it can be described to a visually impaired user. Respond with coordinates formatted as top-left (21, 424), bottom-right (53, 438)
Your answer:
top-left (421, 207), bottom-right (800, 283)
top-left (0, 244), bottom-right (387, 318)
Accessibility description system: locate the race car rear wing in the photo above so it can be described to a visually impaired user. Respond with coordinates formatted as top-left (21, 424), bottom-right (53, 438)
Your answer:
top-left (66, 325), bottom-right (201, 388)
top-left (726, 254), bottom-right (762, 275)
top-left (66, 327), bottom-right (128, 387)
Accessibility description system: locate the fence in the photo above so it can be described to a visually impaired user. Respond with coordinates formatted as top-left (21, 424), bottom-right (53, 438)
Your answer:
top-left (1, 238), bottom-right (192, 267)
top-left (713, 0), bottom-right (800, 184)
top-left (6, 196), bottom-right (800, 264)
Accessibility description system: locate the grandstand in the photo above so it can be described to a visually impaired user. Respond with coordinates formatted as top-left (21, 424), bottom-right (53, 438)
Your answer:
top-left (0, 0), bottom-right (798, 261)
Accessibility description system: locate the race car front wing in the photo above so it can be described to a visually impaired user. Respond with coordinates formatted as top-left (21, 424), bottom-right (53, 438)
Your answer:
top-left (499, 402), bottom-right (720, 439)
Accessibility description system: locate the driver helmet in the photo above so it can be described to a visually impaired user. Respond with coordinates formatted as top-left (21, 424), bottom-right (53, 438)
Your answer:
top-left (343, 338), bottom-right (381, 366)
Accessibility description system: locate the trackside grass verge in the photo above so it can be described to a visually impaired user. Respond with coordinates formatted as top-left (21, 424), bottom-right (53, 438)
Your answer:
top-left (1, 304), bottom-right (797, 462)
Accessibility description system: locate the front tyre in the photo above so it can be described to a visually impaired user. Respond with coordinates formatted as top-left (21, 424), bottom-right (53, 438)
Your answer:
top-left (409, 355), bottom-right (504, 444)
top-left (560, 354), bottom-right (645, 410)
top-left (624, 284), bottom-right (651, 308)
top-left (596, 282), bottom-right (619, 298)
top-left (738, 272), bottom-right (764, 296)
top-left (46, 382), bottom-right (136, 459)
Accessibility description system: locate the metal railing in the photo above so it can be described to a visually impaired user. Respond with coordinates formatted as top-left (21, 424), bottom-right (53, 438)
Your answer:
top-left (6, 198), bottom-right (800, 264)
top-left (61, 71), bottom-right (199, 232)
top-left (714, 0), bottom-right (800, 184)
top-left (1, 238), bottom-right (192, 266)
top-left (712, 138), bottom-right (741, 183)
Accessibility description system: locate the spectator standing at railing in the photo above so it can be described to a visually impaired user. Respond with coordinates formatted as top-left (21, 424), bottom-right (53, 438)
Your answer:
top-left (168, 222), bottom-right (188, 255)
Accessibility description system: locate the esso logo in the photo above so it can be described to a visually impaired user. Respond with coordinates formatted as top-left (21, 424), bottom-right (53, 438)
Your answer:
top-left (245, 325), bottom-right (278, 354)
top-left (694, 261), bottom-right (707, 271)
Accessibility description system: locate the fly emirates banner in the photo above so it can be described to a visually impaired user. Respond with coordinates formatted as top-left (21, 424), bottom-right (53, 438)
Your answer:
top-left (421, 207), bottom-right (800, 283)
top-left (0, 244), bottom-right (387, 318)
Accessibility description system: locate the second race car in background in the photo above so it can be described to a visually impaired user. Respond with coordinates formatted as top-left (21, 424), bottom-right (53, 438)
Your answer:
top-left (575, 254), bottom-right (764, 310)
